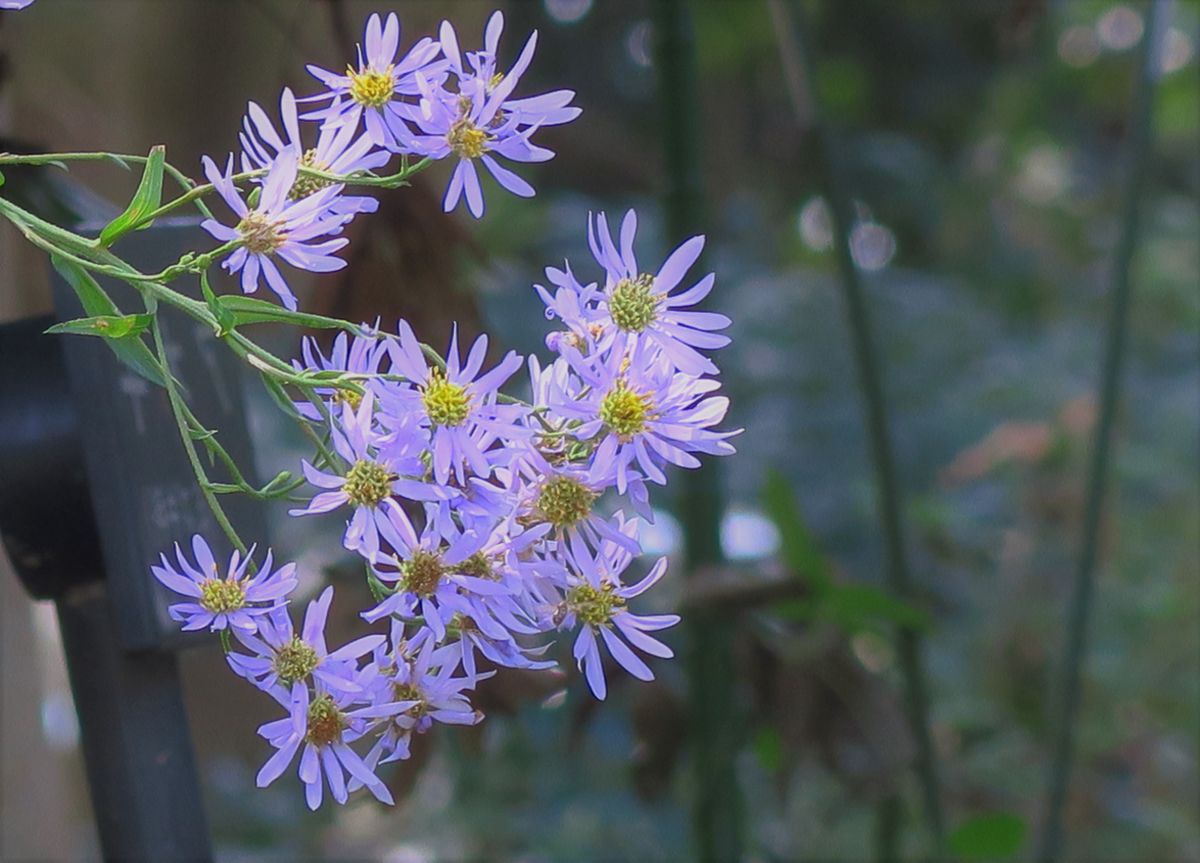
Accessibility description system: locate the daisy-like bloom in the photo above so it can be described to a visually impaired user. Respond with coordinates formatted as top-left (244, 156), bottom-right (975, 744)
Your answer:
top-left (393, 15), bottom-right (578, 218)
top-left (556, 527), bottom-right (678, 701)
top-left (511, 445), bottom-right (640, 556)
top-left (151, 535), bottom-right (297, 633)
top-left (291, 327), bottom-right (389, 422)
top-left (0, 0), bottom-right (36, 10)
top-left (362, 502), bottom-right (538, 646)
top-left (304, 12), bottom-right (444, 148)
top-left (229, 586), bottom-right (383, 704)
top-left (437, 12), bottom-right (582, 129)
top-left (200, 150), bottom-right (349, 311)
top-left (240, 88), bottom-right (391, 225)
top-left (255, 681), bottom-right (409, 810)
top-left (384, 321), bottom-right (528, 485)
top-left (557, 339), bottom-right (738, 494)
top-left (534, 262), bottom-right (603, 354)
top-left (290, 392), bottom-right (443, 560)
top-left (585, 210), bottom-right (731, 376)
top-left (354, 624), bottom-right (486, 769)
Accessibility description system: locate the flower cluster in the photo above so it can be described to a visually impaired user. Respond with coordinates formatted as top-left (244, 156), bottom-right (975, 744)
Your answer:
top-left (199, 11), bottom-right (578, 311)
top-left (150, 9), bottom-right (736, 812)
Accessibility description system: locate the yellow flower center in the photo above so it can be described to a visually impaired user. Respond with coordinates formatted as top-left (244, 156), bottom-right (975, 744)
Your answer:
top-left (273, 637), bottom-right (319, 686)
top-left (199, 578), bottom-right (246, 614)
top-left (401, 550), bottom-right (445, 598)
top-left (599, 383), bottom-right (654, 439)
top-left (289, 148), bottom-right (334, 200)
top-left (567, 582), bottom-right (625, 626)
top-left (305, 693), bottom-right (347, 747)
top-left (447, 118), bottom-right (491, 160)
top-left (347, 65), bottom-right (395, 108)
top-left (236, 211), bottom-right (285, 255)
top-left (458, 551), bottom-right (496, 580)
top-left (331, 387), bottom-right (362, 411)
top-left (609, 273), bottom-right (659, 332)
top-left (422, 371), bottom-right (471, 427)
top-left (391, 681), bottom-right (428, 718)
top-left (536, 476), bottom-right (596, 528)
top-left (343, 459), bottom-right (393, 507)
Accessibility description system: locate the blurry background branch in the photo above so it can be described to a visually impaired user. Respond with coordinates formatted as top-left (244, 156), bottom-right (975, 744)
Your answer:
top-left (766, 0), bottom-right (947, 856)
top-left (1037, 1), bottom-right (1168, 860)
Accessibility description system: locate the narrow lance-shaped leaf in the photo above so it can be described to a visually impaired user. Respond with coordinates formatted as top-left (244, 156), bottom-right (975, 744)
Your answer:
top-left (218, 295), bottom-right (365, 334)
top-left (201, 271), bottom-right (237, 336)
top-left (98, 144), bottom-right (165, 247)
top-left (49, 254), bottom-right (168, 387)
top-left (45, 313), bottom-right (153, 340)
top-left (762, 469), bottom-right (833, 590)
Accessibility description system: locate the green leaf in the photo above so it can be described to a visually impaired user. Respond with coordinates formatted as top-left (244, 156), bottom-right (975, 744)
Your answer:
top-left (49, 255), bottom-right (167, 387)
top-left (948, 812), bottom-right (1027, 860)
top-left (45, 313), bottom-right (153, 340)
top-left (200, 272), bottom-right (237, 336)
top-left (751, 726), bottom-right (784, 773)
top-left (762, 469), bottom-right (833, 590)
top-left (98, 144), bottom-right (165, 247)
top-left (820, 583), bottom-right (930, 633)
top-left (217, 295), bottom-right (361, 333)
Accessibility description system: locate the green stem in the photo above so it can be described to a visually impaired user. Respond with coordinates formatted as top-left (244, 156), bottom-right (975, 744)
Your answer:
top-left (767, 0), bottom-right (945, 853)
top-left (151, 311), bottom-right (249, 557)
top-left (655, 2), bottom-right (742, 861)
top-left (1036, 4), bottom-right (1165, 860)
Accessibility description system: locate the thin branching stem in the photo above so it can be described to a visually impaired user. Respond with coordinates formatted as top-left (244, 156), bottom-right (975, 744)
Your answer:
top-left (1036, 3), bottom-right (1166, 860)
top-left (766, 0), bottom-right (945, 854)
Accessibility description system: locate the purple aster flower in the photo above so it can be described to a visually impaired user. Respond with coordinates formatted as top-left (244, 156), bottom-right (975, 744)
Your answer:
top-left (383, 321), bottom-right (528, 485)
top-left (556, 339), bottom-right (738, 494)
top-left (392, 13), bottom-right (578, 218)
top-left (240, 87), bottom-right (391, 225)
top-left (200, 149), bottom-right (348, 311)
top-left (303, 12), bottom-right (444, 149)
top-left (353, 624), bottom-right (485, 769)
top-left (437, 12), bottom-right (581, 129)
top-left (362, 502), bottom-right (537, 646)
top-left (0, 0), bottom-right (36, 10)
top-left (586, 210), bottom-right (731, 376)
top-left (255, 681), bottom-right (409, 809)
top-left (151, 535), bottom-right (297, 633)
top-left (289, 392), bottom-right (443, 560)
top-left (291, 327), bottom-right (389, 422)
top-left (228, 586), bottom-right (383, 704)
top-left (557, 527), bottom-right (678, 701)
top-left (511, 445), bottom-right (640, 556)
top-left (534, 262), bottom-right (604, 354)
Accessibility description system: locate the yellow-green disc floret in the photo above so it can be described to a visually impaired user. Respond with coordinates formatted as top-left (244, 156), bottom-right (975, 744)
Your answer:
top-left (567, 582), bottom-right (625, 626)
top-left (536, 475), bottom-right (596, 528)
top-left (273, 637), bottom-right (320, 686)
top-left (199, 578), bottom-right (246, 614)
top-left (447, 118), bottom-right (491, 159)
top-left (422, 371), bottom-right (472, 427)
top-left (609, 273), bottom-right (658, 333)
top-left (343, 459), bottom-right (393, 507)
top-left (347, 65), bottom-right (395, 108)
top-left (599, 382), bottom-right (654, 439)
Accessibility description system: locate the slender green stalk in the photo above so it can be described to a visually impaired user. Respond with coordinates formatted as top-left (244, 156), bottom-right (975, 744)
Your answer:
top-left (654, 2), bottom-right (742, 861)
top-left (766, 0), bottom-right (946, 854)
top-left (1037, 4), bottom-right (1166, 860)
top-left (151, 311), bottom-right (249, 557)
top-left (874, 793), bottom-right (902, 863)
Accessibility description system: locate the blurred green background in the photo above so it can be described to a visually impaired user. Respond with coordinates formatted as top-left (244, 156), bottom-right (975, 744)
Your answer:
top-left (0, 1), bottom-right (1196, 861)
